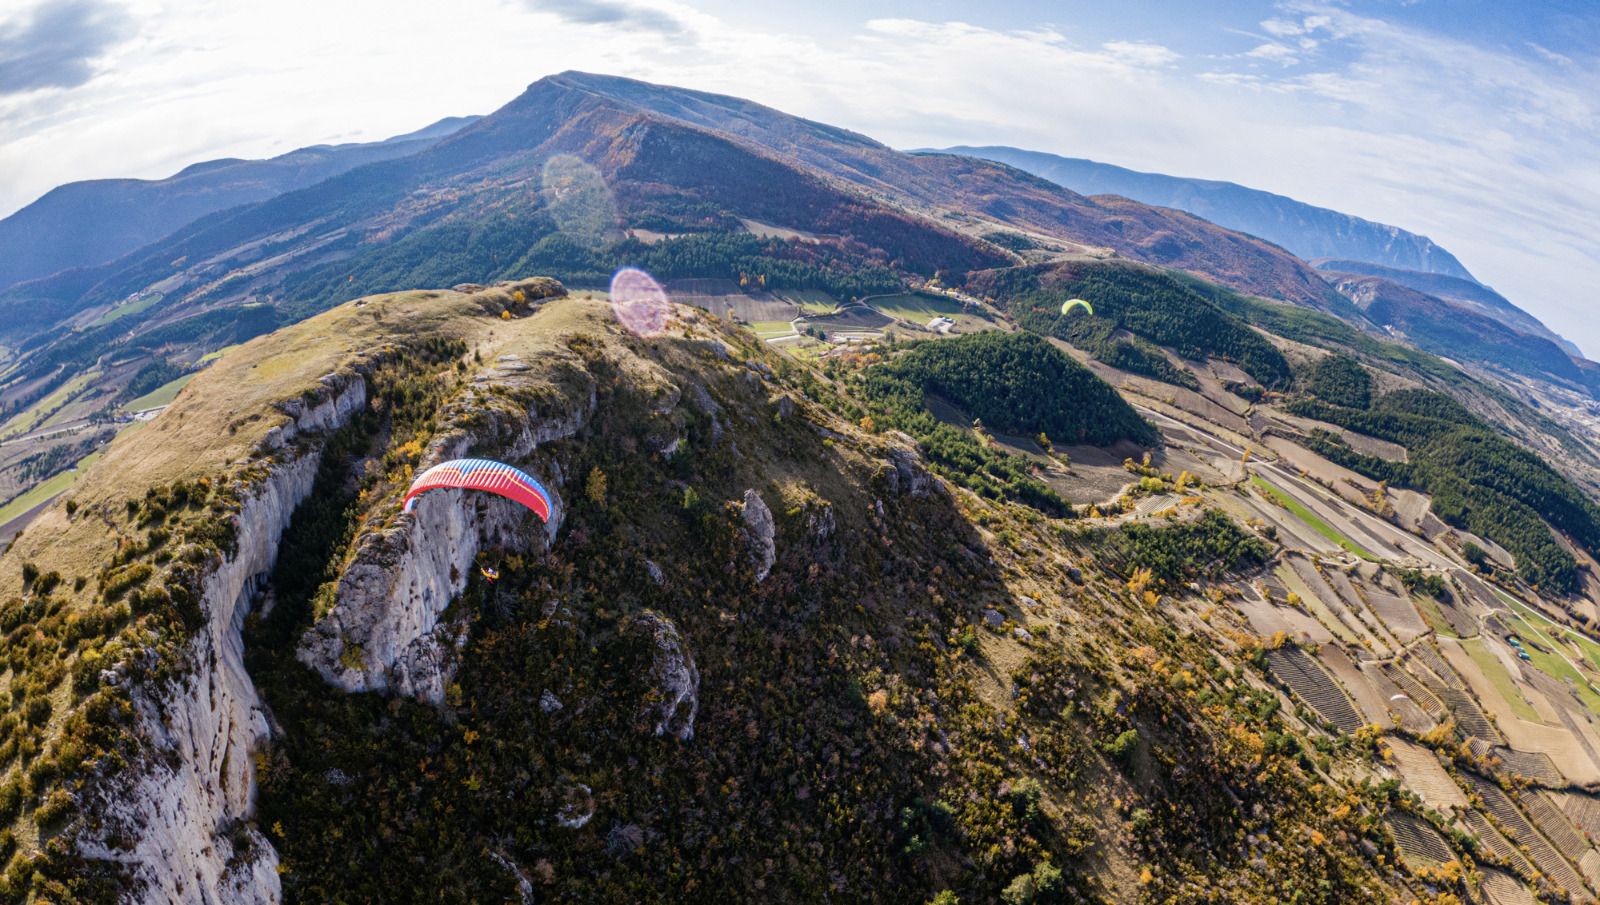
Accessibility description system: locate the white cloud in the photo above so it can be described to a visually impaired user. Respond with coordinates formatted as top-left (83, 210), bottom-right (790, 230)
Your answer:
top-left (1101, 40), bottom-right (1179, 67)
top-left (1245, 42), bottom-right (1299, 64)
top-left (1260, 17), bottom-right (1305, 38)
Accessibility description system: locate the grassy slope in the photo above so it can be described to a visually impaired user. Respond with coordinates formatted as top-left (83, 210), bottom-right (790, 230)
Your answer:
top-left (85, 293), bottom-right (164, 329)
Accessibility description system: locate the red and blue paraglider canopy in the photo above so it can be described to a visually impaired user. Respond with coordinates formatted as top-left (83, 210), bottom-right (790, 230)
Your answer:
top-left (402, 458), bottom-right (555, 522)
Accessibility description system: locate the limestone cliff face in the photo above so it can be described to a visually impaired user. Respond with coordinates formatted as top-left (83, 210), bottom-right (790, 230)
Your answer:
top-left (627, 611), bottom-right (699, 741)
top-left (297, 356), bottom-right (594, 704)
top-left (76, 376), bottom-right (369, 905)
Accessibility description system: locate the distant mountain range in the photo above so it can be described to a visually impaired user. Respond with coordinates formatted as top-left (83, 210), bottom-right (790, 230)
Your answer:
top-left (0, 72), bottom-right (1355, 382)
top-left (0, 71), bottom-right (1591, 411)
top-left (0, 116), bottom-right (479, 292)
top-left (939, 145), bottom-right (1479, 283)
top-left (1312, 259), bottom-right (1582, 358)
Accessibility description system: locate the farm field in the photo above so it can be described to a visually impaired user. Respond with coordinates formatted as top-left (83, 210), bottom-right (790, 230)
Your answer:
top-left (0, 369), bottom-right (102, 439)
top-left (1412, 591), bottom-right (1456, 638)
top-left (1250, 474), bottom-right (1376, 560)
top-left (1488, 593), bottom-right (1600, 714)
top-left (0, 449), bottom-right (103, 527)
top-left (126, 373), bottom-right (196, 412)
top-left (749, 320), bottom-right (797, 339)
top-left (1459, 636), bottom-right (1541, 721)
top-left (1362, 583), bottom-right (1428, 641)
top-left (1276, 563), bottom-right (1362, 646)
top-left (1496, 590), bottom-right (1600, 676)
top-left (773, 290), bottom-right (839, 315)
top-left (865, 292), bottom-right (959, 321)
top-left (197, 343), bottom-right (242, 365)
top-left (86, 291), bottom-right (164, 328)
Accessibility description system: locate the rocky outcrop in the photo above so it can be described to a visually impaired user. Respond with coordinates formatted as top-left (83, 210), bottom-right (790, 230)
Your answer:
top-left (880, 432), bottom-right (937, 499)
top-left (77, 376), bottom-right (369, 905)
top-left (740, 489), bottom-right (776, 584)
top-left (298, 363), bottom-right (593, 703)
top-left (297, 490), bottom-right (540, 703)
top-left (260, 372), bottom-right (369, 451)
top-left (629, 611), bottom-right (698, 741)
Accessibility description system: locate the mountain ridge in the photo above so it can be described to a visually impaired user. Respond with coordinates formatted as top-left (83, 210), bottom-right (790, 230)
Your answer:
top-left (940, 144), bottom-right (1477, 282)
top-left (1314, 258), bottom-right (1584, 358)
top-left (0, 116), bottom-right (480, 293)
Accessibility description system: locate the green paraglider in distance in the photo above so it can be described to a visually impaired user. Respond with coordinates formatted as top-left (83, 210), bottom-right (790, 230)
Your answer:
top-left (1061, 298), bottom-right (1093, 316)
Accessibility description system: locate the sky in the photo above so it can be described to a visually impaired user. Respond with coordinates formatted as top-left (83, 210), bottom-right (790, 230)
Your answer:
top-left (1, 0), bottom-right (1596, 353)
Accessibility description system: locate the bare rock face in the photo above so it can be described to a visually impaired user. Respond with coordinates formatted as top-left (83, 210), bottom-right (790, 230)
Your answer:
top-left (297, 363), bottom-right (592, 703)
top-left (77, 375), bottom-right (369, 905)
top-left (880, 432), bottom-right (937, 498)
top-left (740, 489), bottom-right (776, 584)
top-left (297, 491), bottom-right (538, 704)
top-left (628, 611), bottom-right (699, 741)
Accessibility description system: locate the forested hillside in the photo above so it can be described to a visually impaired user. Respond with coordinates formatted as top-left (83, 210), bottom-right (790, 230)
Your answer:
top-left (969, 261), bottom-right (1292, 389)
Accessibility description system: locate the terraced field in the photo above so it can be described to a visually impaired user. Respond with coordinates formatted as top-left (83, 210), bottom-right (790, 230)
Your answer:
top-left (1386, 810), bottom-right (1456, 868)
top-left (1462, 808), bottom-right (1535, 877)
top-left (1494, 747), bottom-right (1567, 787)
top-left (1287, 556), bottom-right (1389, 652)
top-left (1556, 791), bottom-right (1600, 838)
top-left (1324, 568), bottom-right (1402, 648)
top-left (1467, 773), bottom-right (1589, 898)
top-left (1440, 687), bottom-right (1504, 743)
top-left (1320, 646), bottom-right (1393, 725)
top-left (1524, 792), bottom-right (1593, 861)
top-left (1385, 738), bottom-right (1468, 809)
top-left (1414, 643), bottom-right (1464, 689)
top-left (1277, 561), bottom-right (1363, 645)
top-left (1583, 850), bottom-right (1600, 892)
top-left (1367, 665), bottom-right (1436, 733)
top-left (1383, 662), bottom-right (1446, 716)
top-left (1479, 868), bottom-right (1538, 905)
top-left (1266, 646), bottom-right (1365, 733)
top-left (1362, 585), bottom-right (1427, 640)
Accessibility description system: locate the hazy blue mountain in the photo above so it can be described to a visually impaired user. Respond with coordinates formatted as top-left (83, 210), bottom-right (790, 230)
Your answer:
top-left (1325, 271), bottom-right (1588, 389)
top-left (941, 145), bottom-right (1477, 282)
top-left (1314, 258), bottom-right (1582, 358)
top-left (0, 115), bottom-right (480, 291)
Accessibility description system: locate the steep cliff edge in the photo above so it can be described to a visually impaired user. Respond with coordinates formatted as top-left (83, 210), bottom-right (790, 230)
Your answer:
top-left (0, 279), bottom-right (563, 901)
top-left (77, 379), bottom-right (366, 903)
top-left (297, 353), bottom-right (595, 703)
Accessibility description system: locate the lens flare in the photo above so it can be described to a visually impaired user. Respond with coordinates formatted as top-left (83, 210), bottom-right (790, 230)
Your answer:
top-left (610, 267), bottom-right (671, 337)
